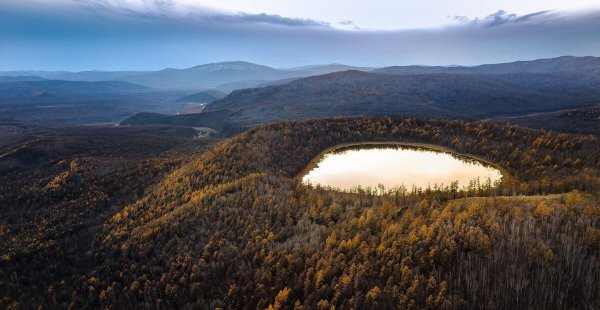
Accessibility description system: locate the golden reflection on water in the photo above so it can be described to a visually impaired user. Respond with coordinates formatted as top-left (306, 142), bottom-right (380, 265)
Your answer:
top-left (302, 145), bottom-right (503, 192)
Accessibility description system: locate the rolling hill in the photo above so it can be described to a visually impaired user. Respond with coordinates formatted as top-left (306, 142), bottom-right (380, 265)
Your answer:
top-left (3, 56), bottom-right (599, 92)
top-left (204, 69), bottom-right (600, 125)
top-left (0, 76), bottom-right (46, 83)
top-left (3, 117), bottom-right (599, 308)
top-left (0, 62), bottom-right (375, 90)
top-left (0, 80), bottom-right (149, 102)
top-left (175, 90), bottom-right (227, 103)
top-left (116, 61), bottom-right (291, 89)
top-left (120, 109), bottom-right (234, 130)
top-left (374, 55), bottom-right (600, 75)
top-left (4, 56), bottom-right (600, 129)
top-left (495, 105), bottom-right (600, 135)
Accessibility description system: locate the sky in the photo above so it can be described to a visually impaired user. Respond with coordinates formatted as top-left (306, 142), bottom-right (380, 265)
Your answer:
top-left (1, 0), bottom-right (600, 71)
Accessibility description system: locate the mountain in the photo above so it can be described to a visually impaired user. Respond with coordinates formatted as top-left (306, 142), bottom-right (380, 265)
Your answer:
top-left (175, 90), bottom-right (226, 103)
top-left (3, 56), bottom-right (599, 92)
top-left (0, 80), bottom-right (149, 102)
top-left (205, 69), bottom-right (600, 125)
top-left (117, 62), bottom-right (377, 90)
top-left (215, 80), bottom-right (280, 93)
top-left (288, 64), bottom-right (376, 75)
top-left (0, 76), bottom-right (46, 82)
top-left (374, 55), bottom-right (600, 75)
top-left (5, 56), bottom-right (600, 127)
top-left (0, 81), bottom-right (182, 125)
top-left (52, 70), bottom-right (143, 81)
top-left (0, 70), bottom-right (141, 81)
top-left (115, 61), bottom-right (290, 89)
top-left (214, 77), bottom-right (304, 93)
top-left (0, 62), bottom-right (375, 91)
top-left (494, 105), bottom-right (600, 135)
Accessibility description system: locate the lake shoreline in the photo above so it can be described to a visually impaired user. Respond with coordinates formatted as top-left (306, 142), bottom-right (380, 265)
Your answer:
top-left (296, 141), bottom-right (510, 187)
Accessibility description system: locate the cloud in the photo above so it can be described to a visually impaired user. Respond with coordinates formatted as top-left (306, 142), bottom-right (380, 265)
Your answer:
top-left (72, 0), bottom-right (330, 28)
top-left (337, 20), bottom-right (360, 30)
top-left (1, 2), bottom-right (600, 70)
top-left (455, 9), bottom-right (554, 27)
top-left (451, 15), bottom-right (469, 23)
top-left (211, 13), bottom-right (330, 28)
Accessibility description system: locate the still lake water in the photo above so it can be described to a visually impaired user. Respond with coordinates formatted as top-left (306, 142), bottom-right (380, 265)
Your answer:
top-left (302, 144), bottom-right (503, 192)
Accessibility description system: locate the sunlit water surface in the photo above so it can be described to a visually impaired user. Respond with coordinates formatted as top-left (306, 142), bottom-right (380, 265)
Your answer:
top-left (302, 144), bottom-right (503, 192)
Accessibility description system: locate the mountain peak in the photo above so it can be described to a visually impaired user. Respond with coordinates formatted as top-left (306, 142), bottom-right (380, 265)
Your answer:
top-left (187, 61), bottom-right (274, 72)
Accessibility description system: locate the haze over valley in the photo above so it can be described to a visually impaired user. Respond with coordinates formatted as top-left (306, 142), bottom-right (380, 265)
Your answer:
top-left (2, 56), bottom-right (600, 135)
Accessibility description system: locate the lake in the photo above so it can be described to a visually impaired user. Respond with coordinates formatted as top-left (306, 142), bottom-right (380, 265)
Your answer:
top-left (302, 143), bottom-right (503, 193)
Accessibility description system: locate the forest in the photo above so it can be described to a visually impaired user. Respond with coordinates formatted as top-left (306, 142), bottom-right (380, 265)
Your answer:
top-left (1, 117), bottom-right (599, 309)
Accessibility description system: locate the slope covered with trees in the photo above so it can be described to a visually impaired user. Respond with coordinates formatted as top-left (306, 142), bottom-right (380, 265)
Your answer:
top-left (176, 90), bottom-right (227, 103)
top-left (500, 105), bottom-right (600, 135)
top-left (374, 55), bottom-right (600, 75)
top-left (205, 70), bottom-right (600, 125)
top-left (120, 109), bottom-right (235, 131)
top-left (2, 117), bottom-right (599, 309)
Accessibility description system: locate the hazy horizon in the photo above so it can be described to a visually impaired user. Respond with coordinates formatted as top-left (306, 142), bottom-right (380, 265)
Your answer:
top-left (2, 55), bottom-right (599, 73)
top-left (2, 0), bottom-right (600, 71)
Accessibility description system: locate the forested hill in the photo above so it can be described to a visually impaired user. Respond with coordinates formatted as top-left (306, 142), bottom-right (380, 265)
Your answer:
top-left (175, 90), bottom-right (226, 103)
top-left (205, 69), bottom-right (600, 125)
top-left (120, 109), bottom-right (233, 130)
top-left (0, 80), bottom-right (149, 102)
top-left (374, 55), bottom-right (600, 75)
top-left (3, 117), bottom-right (599, 308)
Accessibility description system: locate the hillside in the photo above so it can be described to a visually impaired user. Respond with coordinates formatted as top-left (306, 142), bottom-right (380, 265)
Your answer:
top-left (117, 62), bottom-right (376, 90)
top-left (205, 69), bottom-right (600, 125)
top-left (0, 80), bottom-right (149, 102)
top-left (175, 90), bottom-right (226, 103)
top-left (496, 105), bottom-right (600, 135)
top-left (0, 70), bottom-right (141, 81)
top-left (0, 61), bottom-right (371, 92)
top-left (215, 77), bottom-right (303, 93)
top-left (2, 117), bottom-right (598, 308)
top-left (120, 109), bottom-right (234, 131)
top-left (0, 76), bottom-right (46, 83)
top-left (374, 55), bottom-right (600, 75)
top-left (116, 62), bottom-right (288, 89)
top-left (0, 62), bottom-right (373, 91)
top-left (288, 64), bottom-right (376, 75)
top-left (3, 56), bottom-right (598, 92)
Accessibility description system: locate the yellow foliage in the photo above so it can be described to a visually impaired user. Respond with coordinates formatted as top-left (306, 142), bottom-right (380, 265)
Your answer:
top-left (565, 191), bottom-right (582, 207)
top-left (366, 286), bottom-right (382, 301)
top-left (534, 201), bottom-right (552, 217)
top-left (270, 287), bottom-right (291, 310)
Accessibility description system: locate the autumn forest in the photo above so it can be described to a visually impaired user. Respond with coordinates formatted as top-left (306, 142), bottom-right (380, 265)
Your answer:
top-left (1, 117), bottom-right (599, 309)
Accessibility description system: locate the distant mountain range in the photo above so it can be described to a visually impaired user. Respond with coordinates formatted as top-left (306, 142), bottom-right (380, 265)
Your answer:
top-left (3, 55), bottom-right (600, 131)
top-left (0, 62), bottom-right (375, 90)
top-left (0, 76), bottom-right (47, 83)
top-left (203, 69), bottom-right (600, 125)
top-left (119, 56), bottom-right (600, 132)
top-left (4, 56), bottom-right (599, 92)
top-left (0, 80), bottom-right (148, 102)
top-left (374, 56), bottom-right (600, 75)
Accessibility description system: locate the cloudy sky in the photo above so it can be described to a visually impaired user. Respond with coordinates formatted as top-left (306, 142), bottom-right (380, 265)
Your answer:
top-left (1, 0), bottom-right (600, 70)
